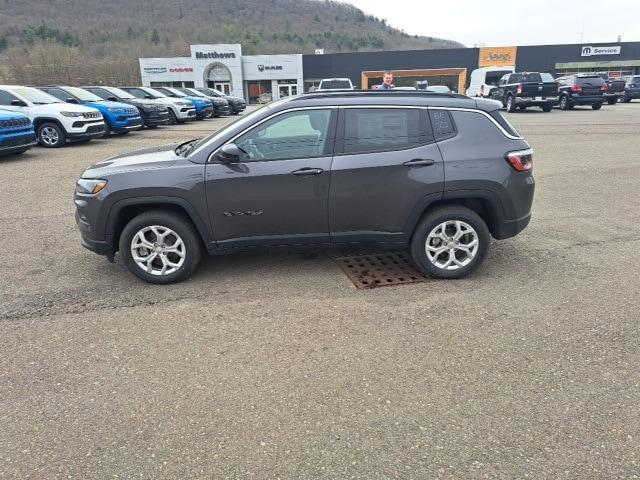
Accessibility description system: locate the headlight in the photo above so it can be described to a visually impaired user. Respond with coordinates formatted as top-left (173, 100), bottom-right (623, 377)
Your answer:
top-left (107, 107), bottom-right (124, 113)
top-left (76, 178), bottom-right (107, 194)
top-left (178, 102), bottom-right (192, 107)
top-left (61, 111), bottom-right (85, 117)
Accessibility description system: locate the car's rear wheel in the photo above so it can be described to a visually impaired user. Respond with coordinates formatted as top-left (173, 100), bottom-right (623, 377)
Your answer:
top-left (119, 210), bottom-right (202, 284)
top-left (542, 103), bottom-right (553, 112)
top-left (621, 94), bottom-right (631, 103)
top-left (410, 206), bottom-right (490, 279)
top-left (559, 95), bottom-right (570, 110)
top-left (607, 97), bottom-right (617, 105)
top-left (506, 95), bottom-right (517, 113)
top-left (37, 123), bottom-right (66, 148)
top-left (592, 103), bottom-right (602, 110)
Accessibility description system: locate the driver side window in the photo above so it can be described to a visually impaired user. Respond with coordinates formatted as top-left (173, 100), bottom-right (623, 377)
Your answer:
top-left (235, 109), bottom-right (332, 162)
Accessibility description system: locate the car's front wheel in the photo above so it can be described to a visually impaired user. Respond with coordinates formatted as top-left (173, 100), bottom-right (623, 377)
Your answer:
top-left (410, 206), bottom-right (490, 279)
top-left (592, 103), bottom-right (602, 110)
top-left (37, 123), bottom-right (66, 148)
top-left (119, 210), bottom-right (203, 284)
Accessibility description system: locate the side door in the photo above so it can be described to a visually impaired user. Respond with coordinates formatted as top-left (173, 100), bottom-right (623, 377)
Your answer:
top-left (205, 107), bottom-right (337, 247)
top-left (328, 106), bottom-right (444, 244)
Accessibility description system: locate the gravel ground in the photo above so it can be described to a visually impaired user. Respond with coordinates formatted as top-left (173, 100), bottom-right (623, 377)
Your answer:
top-left (1, 103), bottom-right (639, 479)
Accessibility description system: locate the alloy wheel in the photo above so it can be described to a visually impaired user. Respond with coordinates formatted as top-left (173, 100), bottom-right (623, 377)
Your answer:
top-left (130, 225), bottom-right (186, 276)
top-left (40, 126), bottom-right (59, 146)
top-left (425, 220), bottom-right (479, 271)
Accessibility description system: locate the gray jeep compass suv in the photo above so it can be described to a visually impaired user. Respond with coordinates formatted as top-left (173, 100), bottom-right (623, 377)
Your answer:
top-left (75, 91), bottom-right (534, 284)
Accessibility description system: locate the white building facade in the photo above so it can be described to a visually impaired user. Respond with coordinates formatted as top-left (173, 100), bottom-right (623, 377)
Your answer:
top-left (139, 44), bottom-right (303, 104)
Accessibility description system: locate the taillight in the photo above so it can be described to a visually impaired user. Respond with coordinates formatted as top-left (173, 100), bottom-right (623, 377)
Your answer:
top-left (516, 83), bottom-right (523, 95)
top-left (505, 148), bottom-right (533, 172)
top-left (601, 84), bottom-right (609, 92)
top-left (570, 85), bottom-right (583, 93)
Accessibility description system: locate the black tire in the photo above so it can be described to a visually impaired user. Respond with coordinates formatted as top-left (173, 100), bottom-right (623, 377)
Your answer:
top-left (10, 148), bottom-right (29, 155)
top-left (101, 123), bottom-right (111, 139)
top-left (621, 95), bottom-right (631, 103)
top-left (37, 122), bottom-right (66, 148)
top-left (542, 103), bottom-right (553, 112)
top-left (607, 97), bottom-right (617, 105)
top-left (119, 210), bottom-right (203, 284)
top-left (592, 103), bottom-right (602, 110)
top-left (168, 109), bottom-right (178, 125)
top-left (506, 95), bottom-right (517, 113)
top-left (146, 124), bottom-right (158, 129)
top-left (559, 95), bottom-right (571, 110)
top-left (410, 206), bottom-right (490, 279)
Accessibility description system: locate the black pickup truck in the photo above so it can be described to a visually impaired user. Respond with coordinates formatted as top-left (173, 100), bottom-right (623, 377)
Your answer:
top-left (490, 72), bottom-right (558, 112)
top-left (593, 72), bottom-right (626, 104)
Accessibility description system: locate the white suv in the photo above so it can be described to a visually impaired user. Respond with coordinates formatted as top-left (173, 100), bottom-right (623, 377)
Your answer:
top-left (0, 85), bottom-right (106, 147)
top-left (121, 87), bottom-right (196, 124)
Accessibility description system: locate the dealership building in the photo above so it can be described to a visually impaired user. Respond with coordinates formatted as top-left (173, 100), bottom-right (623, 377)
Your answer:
top-left (140, 41), bottom-right (640, 103)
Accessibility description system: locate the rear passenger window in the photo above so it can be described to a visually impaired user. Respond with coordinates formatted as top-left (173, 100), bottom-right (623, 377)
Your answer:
top-left (429, 110), bottom-right (456, 141)
top-left (343, 108), bottom-right (432, 154)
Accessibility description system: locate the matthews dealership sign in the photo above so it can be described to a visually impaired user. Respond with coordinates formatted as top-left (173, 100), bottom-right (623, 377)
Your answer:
top-left (581, 45), bottom-right (621, 57)
top-left (194, 51), bottom-right (236, 59)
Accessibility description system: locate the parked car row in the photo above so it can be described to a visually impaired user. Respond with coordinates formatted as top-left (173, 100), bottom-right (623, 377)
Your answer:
top-left (0, 84), bottom-right (246, 154)
top-left (470, 69), bottom-right (640, 112)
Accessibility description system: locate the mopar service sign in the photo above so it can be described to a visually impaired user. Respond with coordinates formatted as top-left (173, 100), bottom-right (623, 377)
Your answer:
top-left (143, 67), bottom-right (167, 74)
top-left (257, 65), bottom-right (283, 72)
top-left (581, 45), bottom-right (621, 56)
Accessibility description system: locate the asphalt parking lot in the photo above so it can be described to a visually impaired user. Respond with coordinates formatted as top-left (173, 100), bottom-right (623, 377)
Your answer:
top-left (1, 103), bottom-right (639, 478)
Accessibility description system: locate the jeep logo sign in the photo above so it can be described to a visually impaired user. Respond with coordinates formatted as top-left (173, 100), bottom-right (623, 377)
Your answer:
top-left (581, 45), bottom-right (621, 56)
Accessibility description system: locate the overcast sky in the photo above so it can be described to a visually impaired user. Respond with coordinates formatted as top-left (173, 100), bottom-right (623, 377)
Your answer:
top-left (343, 0), bottom-right (640, 47)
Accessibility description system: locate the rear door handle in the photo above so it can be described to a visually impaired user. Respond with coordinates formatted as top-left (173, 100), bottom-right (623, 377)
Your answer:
top-left (403, 158), bottom-right (435, 167)
top-left (292, 167), bottom-right (324, 176)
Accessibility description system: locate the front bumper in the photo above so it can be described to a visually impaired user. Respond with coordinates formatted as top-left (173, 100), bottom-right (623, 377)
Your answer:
top-left (196, 106), bottom-right (214, 119)
top-left (68, 124), bottom-right (106, 140)
top-left (111, 116), bottom-right (144, 132)
top-left (176, 108), bottom-right (197, 120)
top-left (0, 132), bottom-right (37, 153)
top-left (142, 110), bottom-right (171, 126)
top-left (213, 104), bottom-right (231, 116)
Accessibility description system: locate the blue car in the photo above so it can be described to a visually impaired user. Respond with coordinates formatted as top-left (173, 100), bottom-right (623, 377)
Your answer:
top-left (153, 87), bottom-right (214, 120)
top-left (0, 110), bottom-right (36, 155)
top-left (37, 86), bottom-right (143, 136)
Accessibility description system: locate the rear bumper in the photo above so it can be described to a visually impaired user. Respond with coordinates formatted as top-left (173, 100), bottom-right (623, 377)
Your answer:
top-left (493, 213), bottom-right (531, 240)
top-left (514, 96), bottom-right (558, 105)
top-left (569, 95), bottom-right (604, 105)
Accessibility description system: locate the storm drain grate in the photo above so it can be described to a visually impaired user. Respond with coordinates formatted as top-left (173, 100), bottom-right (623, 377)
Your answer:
top-left (333, 251), bottom-right (431, 289)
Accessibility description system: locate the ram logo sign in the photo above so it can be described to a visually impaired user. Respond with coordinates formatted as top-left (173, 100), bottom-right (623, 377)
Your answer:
top-left (581, 45), bottom-right (621, 56)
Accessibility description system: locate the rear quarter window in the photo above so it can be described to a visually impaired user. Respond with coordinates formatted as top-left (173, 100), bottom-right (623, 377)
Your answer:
top-left (489, 110), bottom-right (521, 138)
top-left (428, 110), bottom-right (457, 141)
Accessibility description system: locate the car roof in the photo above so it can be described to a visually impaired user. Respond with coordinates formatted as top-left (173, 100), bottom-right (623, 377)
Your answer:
top-left (286, 90), bottom-right (486, 110)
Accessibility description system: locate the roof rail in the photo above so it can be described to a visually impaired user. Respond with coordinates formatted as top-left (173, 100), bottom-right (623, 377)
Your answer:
top-left (294, 90), bottom-right (468, 101)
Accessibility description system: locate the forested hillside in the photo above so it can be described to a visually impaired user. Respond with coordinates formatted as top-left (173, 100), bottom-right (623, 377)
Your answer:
top-left (0, 0), bottom-right (463, 84)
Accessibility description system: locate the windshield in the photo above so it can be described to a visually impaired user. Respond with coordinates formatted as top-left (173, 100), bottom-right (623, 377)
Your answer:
top-left (187, 104), bottom-right (270, 157)
top-left (320, 80), bottom-right (352, 89)
top-left (184, 88), bottom-right (205, 97)
top-left (144, 88), bottom-right (167, 98)
top-left (160, 87), bottom-right (186, 98)
top-left (65, 87), bottom-right (103, 102)
top-left (106, 87), bottom-right (135, 99)
top-left (11, 87), bottom-right (61, 105)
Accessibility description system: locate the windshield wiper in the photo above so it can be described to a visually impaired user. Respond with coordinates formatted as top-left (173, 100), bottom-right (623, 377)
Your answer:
top-left (175, 138), bottom-right (200, 157)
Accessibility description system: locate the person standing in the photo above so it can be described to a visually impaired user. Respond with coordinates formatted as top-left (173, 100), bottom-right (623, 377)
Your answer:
top-left (375, 71), bottom-right (395, 90)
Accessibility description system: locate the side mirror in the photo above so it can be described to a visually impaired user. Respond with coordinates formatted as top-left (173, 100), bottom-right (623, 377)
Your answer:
top-left (144, 95), bottom-right (153, 99)
top-left (107, 96), bottom-right (118, 101)
top-left (66, 97), bottom-right (79, 104)
top-left (215, 143), bottom-right (243, 163)
top-left (10, 99), bottom-right (27, 107)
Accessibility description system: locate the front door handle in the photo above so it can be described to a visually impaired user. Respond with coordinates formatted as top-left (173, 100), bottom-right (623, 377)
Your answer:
top-left (292, 167), bottom-right (324, 176)
top-left (403, 158), bottom-right (435, 167)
